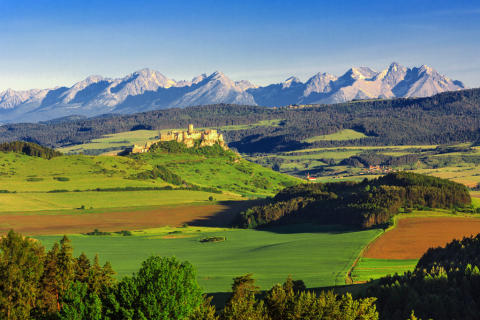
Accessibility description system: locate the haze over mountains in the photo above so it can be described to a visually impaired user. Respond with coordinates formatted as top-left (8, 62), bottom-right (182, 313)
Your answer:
top-left (0, 62), bottom-right (467, 124)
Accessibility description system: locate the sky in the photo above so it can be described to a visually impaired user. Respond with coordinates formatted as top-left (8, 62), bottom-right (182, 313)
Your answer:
top-left (0, 0), bottom-right (479, 92)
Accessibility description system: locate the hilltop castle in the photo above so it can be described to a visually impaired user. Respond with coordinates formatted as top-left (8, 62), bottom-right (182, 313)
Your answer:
top-left (159, 124), bottom-right (225, 148)
top-left (124, 124), bottom-right (226, 154)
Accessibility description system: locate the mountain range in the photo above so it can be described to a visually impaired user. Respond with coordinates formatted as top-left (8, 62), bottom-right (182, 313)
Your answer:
top-left (0, 62), bottom-right (467, 124)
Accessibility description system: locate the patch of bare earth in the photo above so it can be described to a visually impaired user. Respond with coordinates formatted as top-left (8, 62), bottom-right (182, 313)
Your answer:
top-left (0, 200), bottom-right (267, 236)
top-left (364, 217), bottom-right (480, 260)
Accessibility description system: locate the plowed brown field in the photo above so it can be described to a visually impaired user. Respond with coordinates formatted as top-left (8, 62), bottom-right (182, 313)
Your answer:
top-left (364, 217), bottom-right (480, 259)
top-left (0, 200), bottom-right (267, 236)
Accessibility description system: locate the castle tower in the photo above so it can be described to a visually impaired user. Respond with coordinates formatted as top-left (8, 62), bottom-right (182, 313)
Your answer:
top-left (188, 124), bottom-right (194, 134)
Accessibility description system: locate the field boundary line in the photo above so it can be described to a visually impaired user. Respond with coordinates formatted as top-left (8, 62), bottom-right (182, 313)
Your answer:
top-left (344, 216), bottom-right (401, 284)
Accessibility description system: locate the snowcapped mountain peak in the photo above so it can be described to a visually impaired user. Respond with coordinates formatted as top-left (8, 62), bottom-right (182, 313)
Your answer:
top-left (282, 77), bottom-right (302, 89)
top-left (0, 63), bottom-right (469, 123)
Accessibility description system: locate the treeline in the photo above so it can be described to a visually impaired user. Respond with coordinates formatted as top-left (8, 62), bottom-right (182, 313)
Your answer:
top-left (131, 164), bottom-right (183, 185)
top-left (233, 172), bottom-right (471, 229)
top-left (367, 233), bottom-right (480, 320)
top-left (2, 89), bottom-right (480, 154)
top-left (0, 230), bottom-right (379, 319)
top-left (0, 141), bottom-right (62, 159)
top-left (340, 152), bottom-right (421, 167)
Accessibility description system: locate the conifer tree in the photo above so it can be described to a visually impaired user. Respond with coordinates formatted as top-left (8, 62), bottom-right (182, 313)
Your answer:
top-left (38, 242), bottom-right (61, 314)
top-left (74, 252), bottom-right (91, 283)
top-left (0, 230), bottom-right (45, 320)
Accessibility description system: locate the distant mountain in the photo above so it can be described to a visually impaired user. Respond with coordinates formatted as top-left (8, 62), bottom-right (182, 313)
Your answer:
top-left (0, 63), bottom-right (468, 123)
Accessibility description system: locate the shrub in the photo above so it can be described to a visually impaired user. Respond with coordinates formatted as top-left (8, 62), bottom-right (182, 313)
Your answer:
top-left (200, 236), bottom-right (226, 243)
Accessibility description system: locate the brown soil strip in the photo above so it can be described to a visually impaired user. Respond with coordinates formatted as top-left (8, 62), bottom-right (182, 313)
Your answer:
top-left (0, 200), bottom-right (267, 236)
top-left (364, 217), bottom-right (480, 259)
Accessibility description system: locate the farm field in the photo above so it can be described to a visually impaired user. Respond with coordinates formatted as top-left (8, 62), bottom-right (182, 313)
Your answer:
top-left (364, 217), bottom-right (480, 260)
top-left (301, 129), bottom-right (368, 143)
top-left (0, 190), bottom-right (241, 213)
top-left (34, 224), bottom-right (383, 293)
top-left (0, 200), bottom-right (267, 235)
top-left (351, 258), bottom-right (418, 283)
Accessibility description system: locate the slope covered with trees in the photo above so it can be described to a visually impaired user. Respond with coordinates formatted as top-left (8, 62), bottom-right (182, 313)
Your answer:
top-left (1, 89), bottom-right (480, 154)
top-left (0, 141), bottom-right (62, 159)
top-left (233, 172), bottom-right (471, 229)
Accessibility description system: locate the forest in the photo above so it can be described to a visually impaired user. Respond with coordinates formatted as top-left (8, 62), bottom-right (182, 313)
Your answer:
top-left (367, 233), bottom-right (480, 320)
top-left (1, 89), bottom-right (480, 154)
top-left (233, 172), bottom-right (471, 229)
top-left (0, 141), bottom-right (62, 159)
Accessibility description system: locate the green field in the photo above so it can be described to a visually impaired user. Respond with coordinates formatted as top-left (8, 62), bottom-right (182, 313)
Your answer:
top-left (0, 152), bottom-right (165, 192)
top-left (0, 190), bottom-right (240, 212)
top-left (34, 224), bottom-right (382, 293)
top-left (351, 258), bottom-right (418, 282)
top-left (301, 129), bottom-right (369, 143)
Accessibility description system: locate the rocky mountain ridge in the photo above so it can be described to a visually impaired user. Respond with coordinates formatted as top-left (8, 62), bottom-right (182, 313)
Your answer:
top-left (0, 62), bottom-right (467, 123)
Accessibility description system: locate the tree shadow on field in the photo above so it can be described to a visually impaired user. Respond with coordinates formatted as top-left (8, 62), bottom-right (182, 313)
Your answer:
top-left (252, 223), bottom-right (386, 235)
top-left (184, 199), bottom-right (271, 228)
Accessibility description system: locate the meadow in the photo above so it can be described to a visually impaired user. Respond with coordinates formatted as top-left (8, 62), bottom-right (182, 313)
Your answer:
top-left (301, 129), bottom-right (368, 143)
top-left (34, 224), bottom-right (383, 293)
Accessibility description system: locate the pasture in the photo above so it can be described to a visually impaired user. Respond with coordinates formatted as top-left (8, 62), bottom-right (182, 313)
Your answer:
top-left (34, 224), bottom-right (383, 293)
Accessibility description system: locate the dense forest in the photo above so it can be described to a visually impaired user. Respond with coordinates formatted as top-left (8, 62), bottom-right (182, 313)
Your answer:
top-left (367, 233), bottom-right (480, 320)
top-left (0, 141), bottom-right (62, 159)
top-left (1, 89), bottom-right (480, 154)
top-left (0, 230), bottom-right (379, 319)
top-left (233, 172), bottom-right (471, 229)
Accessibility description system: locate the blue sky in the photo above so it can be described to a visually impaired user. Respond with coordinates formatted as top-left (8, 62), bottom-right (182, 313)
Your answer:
top-left (1, 0), bottom-right (479, 91)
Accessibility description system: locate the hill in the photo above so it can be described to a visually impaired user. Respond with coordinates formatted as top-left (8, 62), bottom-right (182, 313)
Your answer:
top-left (1, 88), bottom-right (480, 155)
top-left (0, 63), bottom-right (466, 123)
top-left (233, 172), bottom-right (471, 229)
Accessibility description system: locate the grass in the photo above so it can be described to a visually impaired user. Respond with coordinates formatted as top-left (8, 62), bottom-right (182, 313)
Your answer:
top-left (34, 224), bottom-right (382, 293)
top-left (351, 258), bottom-right (418, 282)
top-left (301, 129), bottom-right (368, 143)
top-left (0, 152), bottom-right (164, 192)
top-left (137, 152), bottom-right (301, 196)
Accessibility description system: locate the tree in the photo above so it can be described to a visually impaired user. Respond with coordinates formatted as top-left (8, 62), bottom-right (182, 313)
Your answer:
top-left (55, 282), bottom-right (103, 320)
top-left (106, 255), bottom-right (203, 319)
top-left (221, 273), bottom-right (265, 320)
top-left (0, 230), bottom-right (45, 320)
top-left (74, 252), bottom-right (91, 283)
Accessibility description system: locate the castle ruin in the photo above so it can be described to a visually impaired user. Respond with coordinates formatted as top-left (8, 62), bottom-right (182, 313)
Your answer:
top-left (159, 124), bottom-right (225, 148)
top-left (124, 124), bottom-right (226, 154)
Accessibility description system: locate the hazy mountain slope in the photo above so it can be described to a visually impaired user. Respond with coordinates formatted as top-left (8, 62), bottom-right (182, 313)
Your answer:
top-left (0, 63), bottom-right (468, 123)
